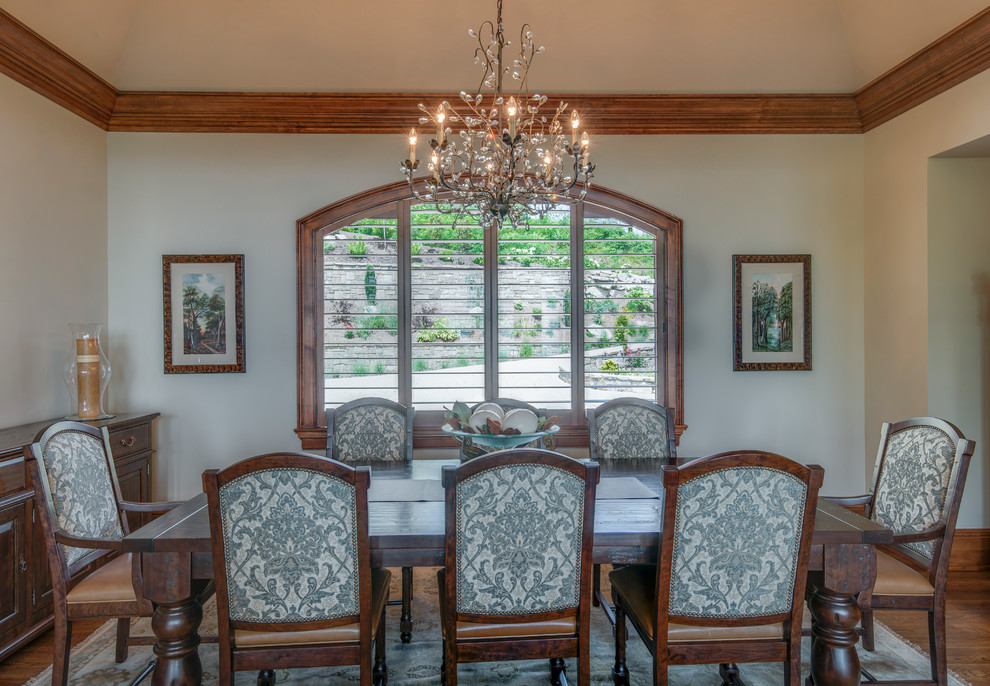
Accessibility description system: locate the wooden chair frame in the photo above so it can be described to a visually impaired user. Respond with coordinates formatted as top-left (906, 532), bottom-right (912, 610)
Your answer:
top-left (203, 452), bottom-right (387, 686)
top-left (439, 448), bottom-right (599, 686)
top-left (826, 417), bottom-right (975, 686)
top-left (28, 421), bottom-right (183, 686)
top-left (587, 397), bottom-right (677, 621)
top-left (611, 451), bottom-right (823, 686)
top-left (327, 396), bottom-right (416, 642)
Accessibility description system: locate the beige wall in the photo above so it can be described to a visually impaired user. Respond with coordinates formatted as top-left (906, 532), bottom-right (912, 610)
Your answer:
top-left (107, 132), bottom-right (866, 499)
top-left (928, 158), bottom-right (990, 528)
top-left (0, 78), bottom-right (108, 426)
top-left (864, 69), bottom-right (990, 527)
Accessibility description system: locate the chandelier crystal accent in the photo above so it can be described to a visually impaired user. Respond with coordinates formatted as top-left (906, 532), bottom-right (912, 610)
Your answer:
top-left (400, 0), bottom-right (594, 231)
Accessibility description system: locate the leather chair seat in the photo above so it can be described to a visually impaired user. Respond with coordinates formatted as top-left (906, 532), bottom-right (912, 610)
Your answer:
top-left (66, 553), bottom-right (138, 605)
top-left (872, 550), bottom-right (934, 597)
top-left (234, 568), bottom-right (391, 648)
top-left (610, 565), bottom-right (785, 643)
top-left (437, 570), bottom-right (577, 640)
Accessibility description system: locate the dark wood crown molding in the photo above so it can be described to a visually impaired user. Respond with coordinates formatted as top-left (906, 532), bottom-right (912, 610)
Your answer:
top-left (107, 91), bottom-right (861, 134)
top-left (855, 6), bottom-right (990, 132)
top-left (0, 8), bottom-right (116, 128)
top-left (3, 7), bottom-right (990, 135)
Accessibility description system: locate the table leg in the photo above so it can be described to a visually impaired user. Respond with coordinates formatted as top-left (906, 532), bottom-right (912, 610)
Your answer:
top-left (150, 597), bottom-right (203, 686)
top-left (806, 585), bottom-right (862, 686)
top-left (400, 566), bottom-right (413, 643)
top-left (142, 551), bottom-right (204, 686)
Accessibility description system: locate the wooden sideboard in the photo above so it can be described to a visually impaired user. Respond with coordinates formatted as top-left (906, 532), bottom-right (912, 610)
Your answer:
top-left (0, 412), bottom-right (159, 663)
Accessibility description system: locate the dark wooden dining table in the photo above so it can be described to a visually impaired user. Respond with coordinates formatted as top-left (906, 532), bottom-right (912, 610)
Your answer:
top-left (122, 458), bottom-right (891, 686)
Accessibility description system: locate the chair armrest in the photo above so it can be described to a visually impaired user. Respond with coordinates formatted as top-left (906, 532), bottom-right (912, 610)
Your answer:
top-left (54, 531), bottom-right (125, 551)
top-left (821, 494), bottom-right (872, 507)
top-left (118, 500), bottom-right (184, 514)
top-left (889, 524), bottom-right (946, 545)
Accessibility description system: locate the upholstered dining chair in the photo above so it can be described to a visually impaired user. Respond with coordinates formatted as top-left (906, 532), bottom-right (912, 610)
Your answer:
top-left (438, 448), bottom-right (599, 686)
top-left (327, 396), bottom-right (416, 641)
top-left (609, 451), bottom-right (823, 686)
top-left (587, 397), bottom-right (677, 616)
top-left (587, 397), bottom-right (676, 462)
top-left (27, 421), bottom-right (187, 686)
top-left (825, 417), bottom-right (975, 686)
top-left (203, 452), bottom-right (389, 686)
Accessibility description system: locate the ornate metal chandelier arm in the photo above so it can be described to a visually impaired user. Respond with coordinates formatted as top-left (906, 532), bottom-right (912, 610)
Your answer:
top-left (471, 18), bottom-right (499, 97)
top-left (513, 24), bottom-right (539, 95)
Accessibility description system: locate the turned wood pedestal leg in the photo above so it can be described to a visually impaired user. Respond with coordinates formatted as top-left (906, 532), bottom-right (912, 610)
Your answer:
top-left (150, 596), bottom-right (203, 686)
top-left (805, 586), bottom-right (862, 686)
top-left (143, 551), bottom-right (205, 686)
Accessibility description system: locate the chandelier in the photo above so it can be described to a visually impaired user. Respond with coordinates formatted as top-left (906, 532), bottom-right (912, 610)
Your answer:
top-left (400, 0), bottom-right (594, 231)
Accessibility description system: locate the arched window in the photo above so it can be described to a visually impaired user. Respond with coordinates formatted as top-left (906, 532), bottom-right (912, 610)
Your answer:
top-left (296, 181), bottom-right (683, 449)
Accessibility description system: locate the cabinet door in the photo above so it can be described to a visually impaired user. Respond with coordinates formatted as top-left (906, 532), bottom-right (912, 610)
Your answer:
top-left (0, 501), bottom-right (27, 638)
top-left (116, 456), bottom-right (151, 530)
top-left (27, 500), bottom-right (53, 626)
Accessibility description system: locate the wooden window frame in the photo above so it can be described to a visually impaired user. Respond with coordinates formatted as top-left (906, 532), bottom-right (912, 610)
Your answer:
top-left (296, 180), bottom-right (684, 451)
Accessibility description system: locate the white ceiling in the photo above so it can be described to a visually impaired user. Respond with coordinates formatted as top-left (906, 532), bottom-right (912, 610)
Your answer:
top-left (3, 0), bottom-right (988, 93)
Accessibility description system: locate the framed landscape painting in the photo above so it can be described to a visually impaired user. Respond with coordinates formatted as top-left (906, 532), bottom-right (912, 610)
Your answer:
top-left (733, 254), bottom-right (811, 371)
top-left (163, 254), bottom-right (245, 373)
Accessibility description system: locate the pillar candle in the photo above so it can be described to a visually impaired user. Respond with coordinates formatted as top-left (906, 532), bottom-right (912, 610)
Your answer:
top-left (75, 337), bottom-right (101, 419)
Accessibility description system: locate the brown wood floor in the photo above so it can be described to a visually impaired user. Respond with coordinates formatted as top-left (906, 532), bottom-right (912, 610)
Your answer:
top-left (1, 572), bottom-right (987, 685)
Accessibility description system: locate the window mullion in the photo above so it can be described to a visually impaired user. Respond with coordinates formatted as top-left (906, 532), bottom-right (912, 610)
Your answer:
top-left (570, 204), bottom-right (585, 423)
top-left (398, 199), bottom-right (412, 406)
top-left (484, 224), bottom-right (499, 397)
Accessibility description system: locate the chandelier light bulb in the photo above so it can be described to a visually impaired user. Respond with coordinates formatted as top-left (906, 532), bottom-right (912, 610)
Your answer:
top-left (571, 111), bottom-right (580, 146)
top-left (408, 129), bottom-right (417, 163)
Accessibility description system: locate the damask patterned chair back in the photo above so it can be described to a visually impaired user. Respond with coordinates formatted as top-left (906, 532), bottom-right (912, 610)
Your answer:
top-left (587, 397), bottom-right (676, 461)
top-left (438, 448), bottom-right (599, 685)
top-left (867, 417), bottom-right (975, 568)
top-left (207, 454), bottom-right (367, 625)
top-left (32, 422), bottom-right (126, 572)
top-left (204, 452), bottom-right (389, 684)
top-left (445, 449), bottom-right (596, 616)
top-left (660, 452), bottom-right (822, 625)
top-left (327, 397), bottom-right (414, 462)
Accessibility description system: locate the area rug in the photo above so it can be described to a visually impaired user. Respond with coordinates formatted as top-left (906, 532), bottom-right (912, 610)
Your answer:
top-left (25, 569), bottom-right (970, 685)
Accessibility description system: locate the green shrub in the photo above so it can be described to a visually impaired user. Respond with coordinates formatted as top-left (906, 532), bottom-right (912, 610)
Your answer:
top-left (353, 363), bottom-right (369, 375)
top-left (600, 359), bottom-right (619, 372)
top-left (473, 255), bottom-right (484, 265)
top-left (520, 344), bottom-right (533, 358)
top-left (349, 241), bottom-right (367, 256)
top-left (624, 299), bottom-right (653, 313)
top-left (364, 265), bottom-right (377, 301)
top-left (614, 314), bottom-right (630, 343)
top-left (360, 314), bottom-right (398, 331)
top-left (413, 360), bottom-right (428, 372)
top-left (514, 302), bottom-right (524, 311)
top-left (374, 362), bottom-right (385, 374)
top-left (410, 243), bottom-right (422, 255)
top-left (416, 319), bottom-right (459, 342)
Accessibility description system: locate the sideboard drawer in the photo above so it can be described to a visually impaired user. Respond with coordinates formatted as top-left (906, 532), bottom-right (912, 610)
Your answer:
top-left (0, 456), bottom-right (25, 499)
top-left (107, 423), bottom-right (151, 460)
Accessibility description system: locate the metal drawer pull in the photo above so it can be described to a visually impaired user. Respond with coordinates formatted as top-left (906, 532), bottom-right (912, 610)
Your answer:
top-left (120, 436), bottom-right (136, 448)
